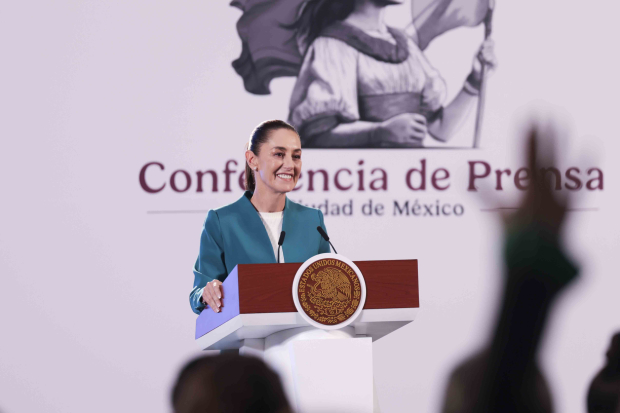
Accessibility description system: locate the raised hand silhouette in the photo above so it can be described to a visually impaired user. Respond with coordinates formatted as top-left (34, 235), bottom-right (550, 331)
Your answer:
top-left (442, 125), bottom-right (579, 413)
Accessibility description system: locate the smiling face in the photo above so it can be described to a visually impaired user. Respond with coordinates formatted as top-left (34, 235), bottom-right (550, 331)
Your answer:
top-left (246, 128), bottom-right (302, 195)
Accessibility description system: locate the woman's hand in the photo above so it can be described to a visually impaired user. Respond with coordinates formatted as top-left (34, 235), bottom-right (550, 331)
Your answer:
top-left (202, 280), bottom-right (223, 313)
top-left (471, 38), bottom-right (498, 80)
top-left (374, 113), bottom-right (427, 147)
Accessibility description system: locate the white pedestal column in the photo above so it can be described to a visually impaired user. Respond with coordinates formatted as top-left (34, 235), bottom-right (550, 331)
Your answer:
top-left (240, 327), bottom-right (377, 413)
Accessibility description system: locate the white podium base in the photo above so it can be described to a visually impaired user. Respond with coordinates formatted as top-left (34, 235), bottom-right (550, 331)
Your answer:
top-left (240, 326), bottom-right (378, 413)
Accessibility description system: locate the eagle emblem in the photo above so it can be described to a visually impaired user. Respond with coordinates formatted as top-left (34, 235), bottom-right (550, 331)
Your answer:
top-left (296, 257), bottom-right (363, 326)
top-left (309, 267), bottom-right (352, 316)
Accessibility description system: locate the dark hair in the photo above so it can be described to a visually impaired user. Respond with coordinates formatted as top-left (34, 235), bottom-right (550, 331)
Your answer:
top-left (290, 0), bottom-right (356, 50)
top-left (171, 354), bottom-right (291, 413)
top-left (245, 119), bottom-right (298, 192)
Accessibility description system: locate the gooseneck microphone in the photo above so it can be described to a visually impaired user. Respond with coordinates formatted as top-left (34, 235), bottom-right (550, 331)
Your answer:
top-left (316, 226), bottom-right (338, 254)
top-left (277, 231), bottom-right (286, 263)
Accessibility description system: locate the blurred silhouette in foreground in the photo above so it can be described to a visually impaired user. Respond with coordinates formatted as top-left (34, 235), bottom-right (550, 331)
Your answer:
top-left (588, 332), bottom-right (620, 413)
top-left (172, 353), bottom-right (291, 413)
top-left (442, 127), bottom-right (580, 413)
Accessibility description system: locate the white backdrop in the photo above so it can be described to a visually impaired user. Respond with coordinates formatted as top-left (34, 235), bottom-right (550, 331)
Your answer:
top-left (1, 1), bottom-right (619, 412)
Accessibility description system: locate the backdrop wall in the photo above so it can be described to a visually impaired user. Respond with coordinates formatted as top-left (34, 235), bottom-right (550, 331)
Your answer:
top-left (1, 1), bottom-right (618, 412)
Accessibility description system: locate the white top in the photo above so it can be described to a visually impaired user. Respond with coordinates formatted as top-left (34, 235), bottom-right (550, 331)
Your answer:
top-left (258, 211), bottom-right (284, 263)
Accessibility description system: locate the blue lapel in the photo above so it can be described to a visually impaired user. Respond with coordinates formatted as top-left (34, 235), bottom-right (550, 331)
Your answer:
top-left (239, 191), bottom-right (277, 263)
top-left (282, 196), bottom-right (293, 263)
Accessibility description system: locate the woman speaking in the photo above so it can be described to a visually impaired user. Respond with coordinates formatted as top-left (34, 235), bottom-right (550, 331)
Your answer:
top-left (190, 120), bottom-right (331, 314)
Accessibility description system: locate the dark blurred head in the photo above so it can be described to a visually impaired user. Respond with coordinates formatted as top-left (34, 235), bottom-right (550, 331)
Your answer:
top-left (605, 332), bottom-right (620, 374)
top-left (172, 354), bottom-right (291, 413)
top-left (587, 332), bottom-right (620, 413)
top-left (441, 349), bottom-right (553, 413)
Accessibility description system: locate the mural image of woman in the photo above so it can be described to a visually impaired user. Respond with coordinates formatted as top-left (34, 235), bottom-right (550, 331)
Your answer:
top-left (232, 0), bottom-right (497, 148)
top-left (288, 0), bottom-right (497, 148)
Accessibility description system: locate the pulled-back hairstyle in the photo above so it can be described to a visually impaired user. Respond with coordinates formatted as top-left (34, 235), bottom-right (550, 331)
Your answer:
top-left (245, 120), bottom-right (299, 192)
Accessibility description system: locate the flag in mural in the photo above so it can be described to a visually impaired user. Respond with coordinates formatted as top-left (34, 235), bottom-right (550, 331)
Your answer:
top-left (412, 0), bottom-right (491, 51)
top-left (230, 0), bottom-right (306, 95)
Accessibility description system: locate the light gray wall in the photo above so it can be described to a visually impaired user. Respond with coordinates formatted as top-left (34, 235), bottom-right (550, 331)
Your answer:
top-left (1, 1), bottom-right (618, 412)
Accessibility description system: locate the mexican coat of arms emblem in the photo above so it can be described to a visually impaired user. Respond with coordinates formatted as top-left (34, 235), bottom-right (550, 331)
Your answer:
top-left (293, 254), bottom-right (366, 329)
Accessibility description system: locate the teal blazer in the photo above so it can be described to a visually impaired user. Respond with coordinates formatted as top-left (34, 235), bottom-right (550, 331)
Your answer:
top-left (190, 191), bottom-right (331, 314)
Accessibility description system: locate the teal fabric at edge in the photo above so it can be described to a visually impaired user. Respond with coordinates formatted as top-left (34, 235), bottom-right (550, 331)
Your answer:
top-left (190, 191), bottom-right (331, 314)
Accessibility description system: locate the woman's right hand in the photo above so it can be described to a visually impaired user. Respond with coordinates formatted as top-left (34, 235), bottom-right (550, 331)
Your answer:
top-left (202, 280), bottom-right (223, 313)
top-left (374, 113), bottom-right (427, 147)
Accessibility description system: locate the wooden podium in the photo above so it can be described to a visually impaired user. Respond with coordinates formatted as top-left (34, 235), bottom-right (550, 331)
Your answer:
top-left (195, 259), bottom-right (419, 412)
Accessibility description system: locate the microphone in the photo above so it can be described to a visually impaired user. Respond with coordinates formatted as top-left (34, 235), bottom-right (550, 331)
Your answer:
top-left (316, 226), bottom-right (338, 254)
top-left (277, 231), bottom-right (286, 263)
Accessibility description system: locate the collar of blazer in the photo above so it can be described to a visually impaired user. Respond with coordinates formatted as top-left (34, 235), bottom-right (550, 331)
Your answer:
top-left (240, 191), bottom-right (292, 263)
